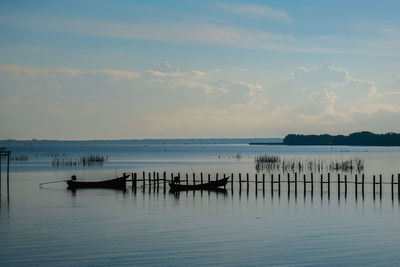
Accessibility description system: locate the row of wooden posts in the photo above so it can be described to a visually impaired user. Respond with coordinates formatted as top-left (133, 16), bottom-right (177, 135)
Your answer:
top-left (126, 171), bottom-right (400, 198)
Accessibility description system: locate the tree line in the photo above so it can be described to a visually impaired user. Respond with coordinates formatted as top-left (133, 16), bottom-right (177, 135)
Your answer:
top-left (283, 131), bottom-right (400, 146)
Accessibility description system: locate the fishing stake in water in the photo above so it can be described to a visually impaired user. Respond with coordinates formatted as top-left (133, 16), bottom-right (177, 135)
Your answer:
top-left (39, 180), bottom-right (67, 187)
top-left (39, 175), bottom-right (77, 187)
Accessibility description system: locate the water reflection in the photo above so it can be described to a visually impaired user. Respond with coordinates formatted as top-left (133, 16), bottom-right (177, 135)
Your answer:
top-left (169, 188), bottom-right (228, 199)
top-left (67, 187), bottom-right (128, 196)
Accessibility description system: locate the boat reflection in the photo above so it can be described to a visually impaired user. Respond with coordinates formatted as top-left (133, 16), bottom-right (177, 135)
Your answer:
top-left (68, 187), bottom-right (127, 196)
top-left (169, 188), bottom-right (227, 199)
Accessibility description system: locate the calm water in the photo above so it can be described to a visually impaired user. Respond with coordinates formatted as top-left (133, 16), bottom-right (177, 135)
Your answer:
top-left (1, 143), bottom-right (400, 266)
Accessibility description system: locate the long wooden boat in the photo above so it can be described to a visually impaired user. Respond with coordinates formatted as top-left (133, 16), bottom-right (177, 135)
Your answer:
top-left (168, 176), bottom-right (229, 191)
top-left (66, 174), bottom-right (130, 189)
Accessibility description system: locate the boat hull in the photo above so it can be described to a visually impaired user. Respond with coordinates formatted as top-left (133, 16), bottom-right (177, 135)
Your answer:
top-left (168, 177), bottom-right (229, 191)
top-left (66, 174), bottom-right (129, 189)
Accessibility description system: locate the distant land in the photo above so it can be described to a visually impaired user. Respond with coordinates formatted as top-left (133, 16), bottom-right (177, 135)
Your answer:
top-left (283, 131), bottom-right (400, 146)
top-left (2, 132), bottom-right (399, 147)
top-left (0, 138), bottom-right (283, 146)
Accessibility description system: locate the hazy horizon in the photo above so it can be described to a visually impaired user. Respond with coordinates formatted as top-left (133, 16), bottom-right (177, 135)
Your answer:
top-left (0, 137), bottom-right (282, 143)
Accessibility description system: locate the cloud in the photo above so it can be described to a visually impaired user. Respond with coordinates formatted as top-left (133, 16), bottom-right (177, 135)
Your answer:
top-left (231, 80), bottom-right (263, 97)
top-left (268, 63), bottom-right (400, 132)
top-left (0, 64), bottom-right (84, 80)
top-left (2, 62), bottom-right (400, 138)
top-left (218, 3), bottom-right (292, 23)
top-left (145, 63), bottom-right (229, 95)
top-left (66, 20), bottom-right (294, 49)
top-left (7, 14), bottom-right (393, 55)
top-left (0, 64), bottom-right (140, 81)
top-left (1, 15), bottom-right (303, 52)
top-left (0, 63), bottom-right (229, 96)
top-left (92, 69), bottom-right (140, 81)
top-left (174, 79), bottom-right (228, 95)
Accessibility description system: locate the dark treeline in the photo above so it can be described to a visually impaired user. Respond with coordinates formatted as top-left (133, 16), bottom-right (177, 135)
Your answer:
top-left (284, 131), bottom-right (400, 146)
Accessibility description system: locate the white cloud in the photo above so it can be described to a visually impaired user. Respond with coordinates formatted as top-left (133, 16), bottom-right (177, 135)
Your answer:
top-left (0, 64), bottom-right (140, 81)
top-left (92, 69), bottom-right (140, 81)
top-left (0, 64), bottom-right (84, 80)
top-left (145, 63), bottom-right (229, 95)
top-left (231, 80), bottom-right (263, 97)
top-left (269, 63), bottom-right (400, 131)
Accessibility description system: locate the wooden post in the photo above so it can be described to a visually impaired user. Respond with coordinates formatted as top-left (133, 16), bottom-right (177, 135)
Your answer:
top-left (133, 172), bottom-right (137, 189)
top-left (295, 172), bottom-right (297, 193)
top-left (133, 173), bottom-right (137, 190)
top-left (208, 173), bottom-right (211, 183)
top-left (157, 172), bottom-right (160, 190)
top-left (255, 173), bottom-right (258, 192)
top-left (362, 174), bottom-right (365, 195)
top-left (238, 173), bottom-right (242, 192)
top-left (287, 173), bottom-right (290, 192)
top-left (193, 173), bottom-right (196, 186)
top-left (153, 171), bottom-right (156, 186)
top-left (7, 152), bottom-right (10, 194)
top-left (355, 174), bottom-right (358, 193)
top-left (397, 173), bottom-right (400, 198)
top-left (278, 173), bottom-right (281, 194)
top-left (338, 173), bottom-right (341, 194)
top-left (171, 172), bottom-right (174, 183)
top-left (216, 173), bottom-right (219, 182)
top-left (148, 172), bottom-right (152, 190)
top-left (143, 171), bottom-right (146, 188)
top-left (344, 175), bottom-right (347, 195)
top-left (262, 174), bottom-right (265, 193)
top-left (328, 173), bottom-right (330, 194)
top-left (246, 173), bottom-right (249, 195)
top-left (310, 173), bottom-right (313, 194)
top-left (200, 173), bottom-right (203, 184)
top-left (231, 173), bottom-right (234, 193)
top-left (320, 174), bottom-right (323, 197)
top-left (391, 174), bottom-right (394, 196)
top-left (271, 174), bottom-right (274, 194)
top-left (373, 175), bottom-right (376, 196)
top-left (303, 174), bottom-right (306, 195)
top-left (379, 174), bottom-right (382, 198)
top-left (186, 173), bottom-right (189, 186)
top-left (163, 172), bottom-right (166, 193)
top-left (178, 173), bottom-right (181, 184)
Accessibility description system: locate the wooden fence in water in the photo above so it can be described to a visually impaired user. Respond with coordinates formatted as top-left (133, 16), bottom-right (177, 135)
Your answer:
top-left (126, 171), bottom-right (400, 199)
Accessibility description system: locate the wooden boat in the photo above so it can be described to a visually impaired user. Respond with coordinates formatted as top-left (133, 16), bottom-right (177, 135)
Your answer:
top-left (66, 174), bottom-right (130, 189)
top-left (168, 176), bottom-right (229, 191)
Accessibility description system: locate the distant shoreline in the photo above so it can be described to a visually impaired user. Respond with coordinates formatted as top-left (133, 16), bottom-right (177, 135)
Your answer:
top-left (283, 131), bottom-right (400, 146)
top-left (0, 138), bottom-right (283, 146)
top-left (3, 131), bottom-right (400, 146)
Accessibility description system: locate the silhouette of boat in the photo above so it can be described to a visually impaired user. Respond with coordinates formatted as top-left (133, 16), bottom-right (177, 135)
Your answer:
top-left (66, 174), bottom-right (130, 189)
top-left (168, 176), bottom-right (229, 191)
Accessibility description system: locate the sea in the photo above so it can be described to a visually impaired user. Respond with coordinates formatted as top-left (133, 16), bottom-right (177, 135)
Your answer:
top-left (0, 139), bottom-right (400, 266)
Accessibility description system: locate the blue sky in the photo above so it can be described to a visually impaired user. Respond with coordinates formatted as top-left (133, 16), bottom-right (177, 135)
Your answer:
top-left (1, 0), bottom-right (400, 139)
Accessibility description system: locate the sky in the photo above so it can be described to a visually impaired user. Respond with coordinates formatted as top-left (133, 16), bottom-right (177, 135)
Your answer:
top-left (1, 0), bottom-right (400, 140)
